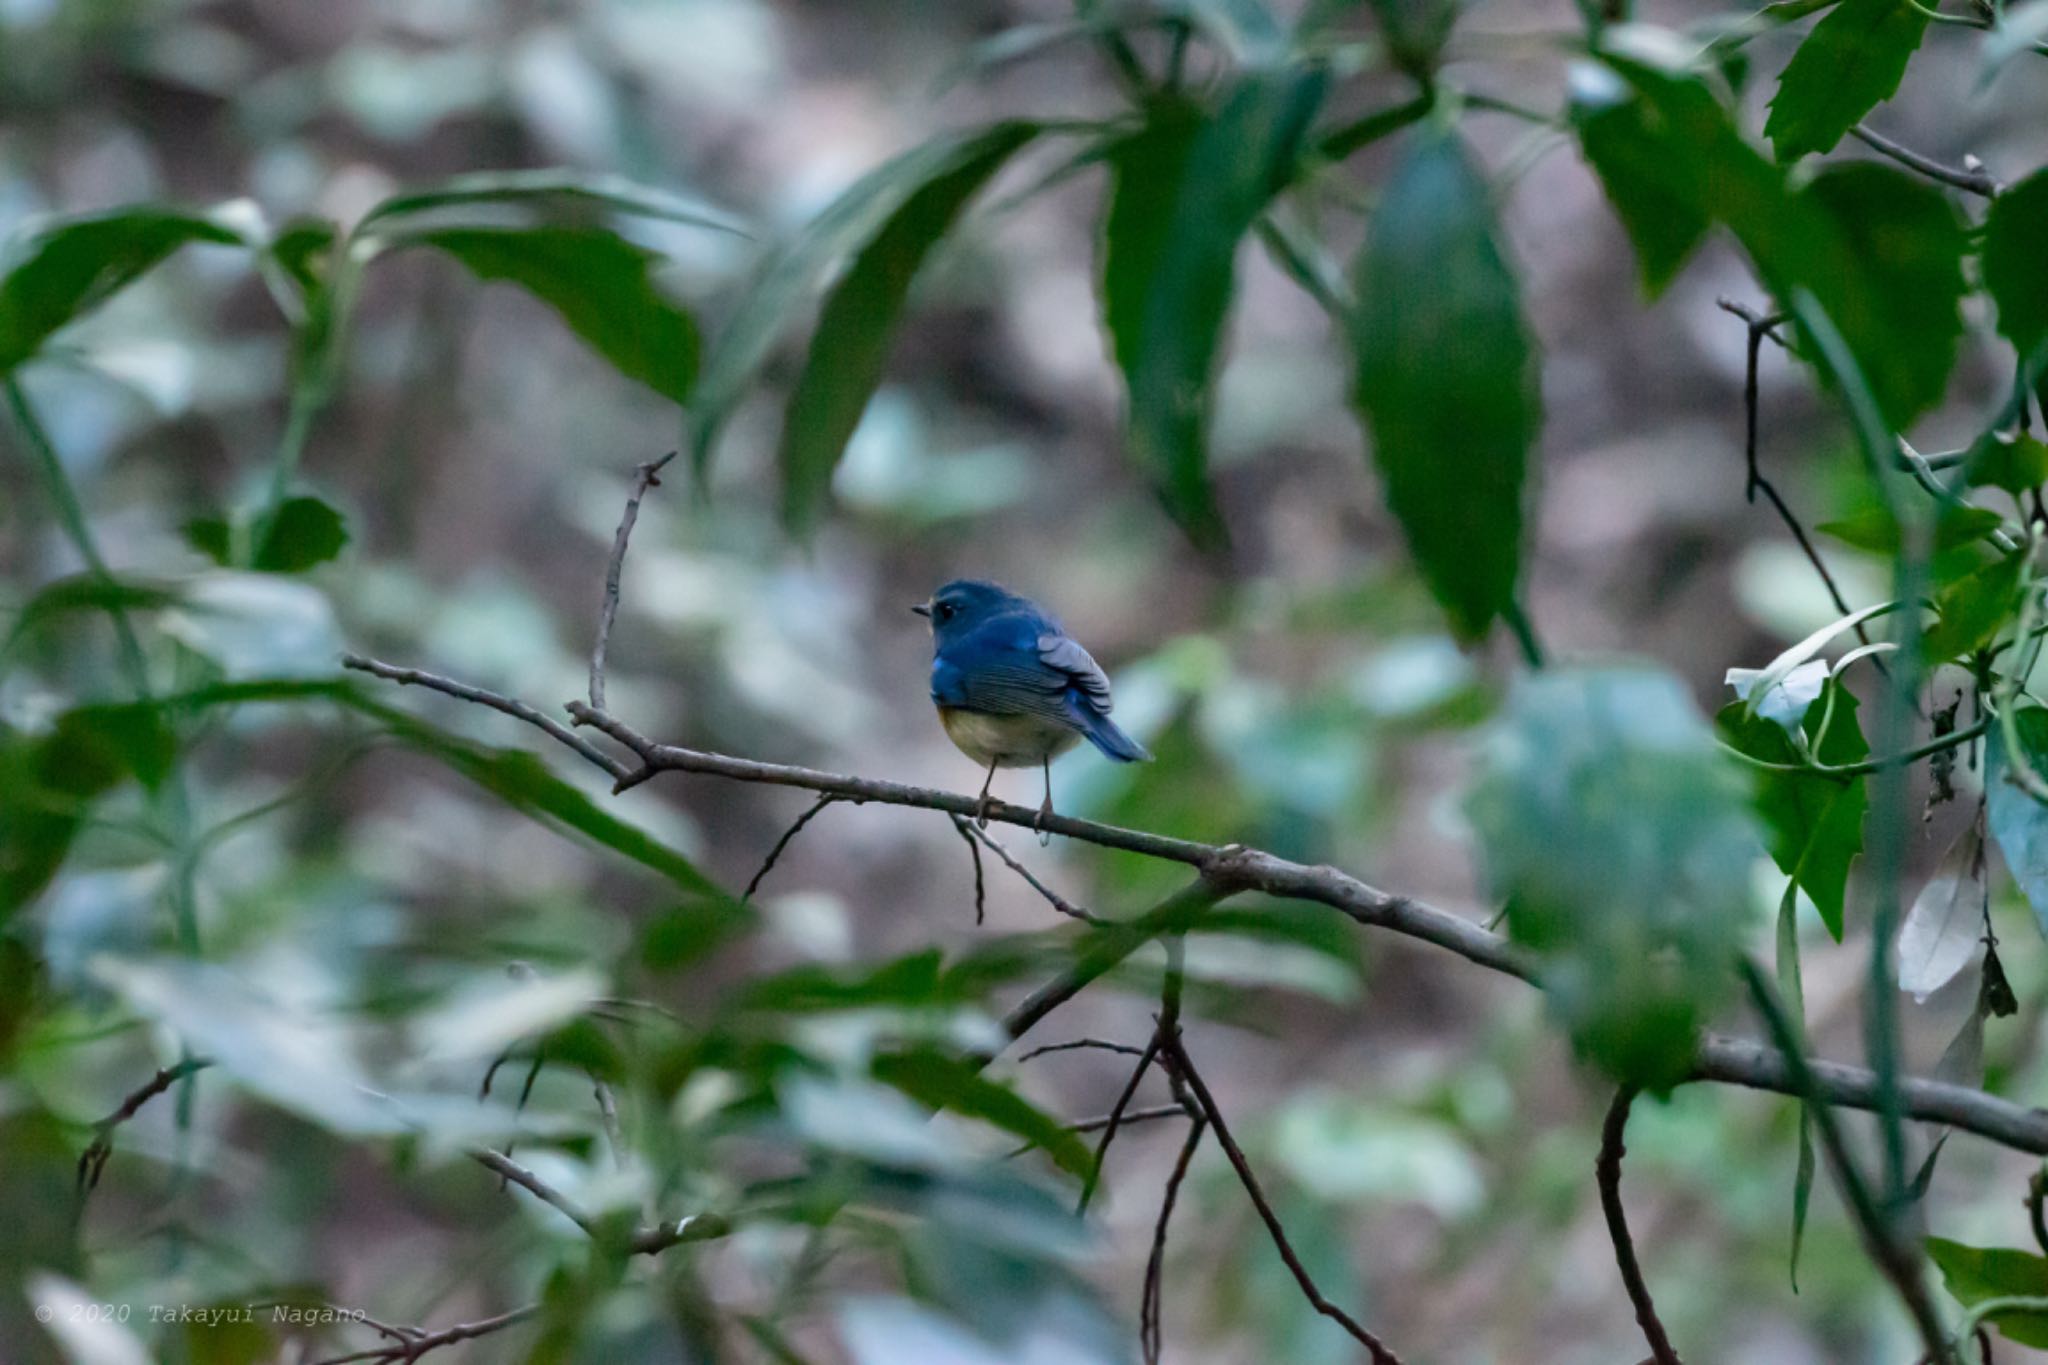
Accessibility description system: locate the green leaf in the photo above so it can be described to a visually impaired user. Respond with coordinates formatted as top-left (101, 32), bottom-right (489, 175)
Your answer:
top-left (1923, 548), bottom-right (2025, 663)
top-left (1925, 1237), bottom-right (2048, 1348)
top-left (359, 168), bottom-right (748, 237)
top-left (1971, 434), bottom-right (2048, 497)
top-left (1985, 169), bottom-right (2048, 365)
top-left (1763, 0), bottom-right (1927, 161)
top-left (778, 122), bottom-right (1037, 534)
top-left (1582, 57), bottom-right (1962, 425)
top-left (1569, 62), bottom-right (1713, 294)
top-left (872, 1047), bottom-right (1094, 1178)
top-left (1106, 71), bottom-right (1326, 548)
top-left (253, 494), bottom-right (349, 573)
top-left (693, 127), bottom-right (1041, 484)
top-left (407, 225), bottom-right (700, 402)
top-left (1986, 709), bottom-right (2048, 935)
top-left (1717, 681), bottom-right (1869, 939)
top-left (1467, 667), bottom-right (1761, 1087)
top-left (0, 207), bottom-right (244, 372)
top-left (1351, 127), bottom-right (1539, 639)
top-left (1816, 502), bottom-right (2003, 554)
top-left (3, 573), bottom-right (180, 653)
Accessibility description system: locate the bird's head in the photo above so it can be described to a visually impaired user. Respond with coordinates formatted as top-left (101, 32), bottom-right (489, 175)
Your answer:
top-left (912, 578), bottom-right (1022, 641)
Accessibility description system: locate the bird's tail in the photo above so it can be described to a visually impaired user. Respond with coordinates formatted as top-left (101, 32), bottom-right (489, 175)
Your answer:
top-left (1079, 710), bottom-right (1151, 763)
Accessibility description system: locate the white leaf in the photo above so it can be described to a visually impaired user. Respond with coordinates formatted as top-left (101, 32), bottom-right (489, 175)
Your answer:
top-left (1740, 601), bottom-right (1898, 720)
top-left (1897, 825), bottom-right (1986, 1003)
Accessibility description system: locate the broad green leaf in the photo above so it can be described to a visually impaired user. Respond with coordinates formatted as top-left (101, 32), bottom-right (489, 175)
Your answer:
top-left (1800, 162), bottom-right (1966, 416)
top-left (1351, 128), bottom-right (1539, 639)
top-left (0, 208), bottom-right (243, 372)
top-left (1763, 0), bottom-right (1927, 161)
top-left (1568, 61), bottom-right (1712, 293)
top-left (693, 127), bottom-right (1041, 483)
top-left (1107, 73), bottom-right (1326, 548)
top-left (1971, 434), bottom-right (2048, 497)
top-left (1985, 169), bottom-right (2048, 365)
top-left (1467, 666), bottom-right (1761, 1087)
top-left (779, 123), bottom-right (1037, 534)
top-left (253, 494), bottom-right (349, 573)
top-left (872, 1048), bottom-right (1093, 1178)
top-left (1923, 548), bottom-right (2025, 663)
top-left (1583, 57), bottom-right (1962, 424)
top-left (407, 225), bottom-right (700, 402)
top-left (1925, 1237), bottom-right (2048, 1348)
top-left (359, 168), bottom-right (747, 237)
top-left (1898, 822), bottom-right (1987, 1001)
top-left (1717, 680), bottom-right (1869, 939)
top-left (1816, 502), bottom-right (2003, 555)
top-left (1986, 709), bottom-right (2048, 935)
top-left (0, 704), bottom-right (177, 920)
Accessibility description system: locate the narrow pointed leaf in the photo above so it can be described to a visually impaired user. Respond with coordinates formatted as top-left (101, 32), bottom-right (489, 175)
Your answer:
top-left (1105, 72), bottom-right (1327, 549)
top-left (1351, 128), bottom-right (1539, 639)
top-left (779, 123), bottom-right (1038, 534)
top-left (409, 226), bottom-right (699, 401)
top-left (0, 209), bottom-right (243, 371)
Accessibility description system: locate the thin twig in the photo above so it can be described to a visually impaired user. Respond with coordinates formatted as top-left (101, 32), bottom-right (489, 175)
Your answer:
top-left (1850, 124), bottom-right (2000, 198)
top-left (348, 657), bottom-right (2048, 1156)
top-left (951, 813), bottom-right (987, 925)
top-left (1158, 1030), bottom-right (1404, 1364)
top-left (1141, 1115), bottom-right (1205, 1365)
top-left (1067, 1103), bottom-right (1189, 1135)
top-left (1597, 1086), bottom-right (1683, 1365)
top-left (467, 1147), bottom-right (728, 1256)
top-left (2029, 1167), bottom-right (2048, 1257)
top-left (1077, 1035), bottom-right (1162, 1215)
top-left (1018, 1038), bottom-right (1151, 1063)
top-left (341, 655), bottom-right (630, 780)
top-left (743, 793), bottom-right (839, 901)
top-left (952, 815), bottom-right (1105, 924)
top-left (588, 451), bottom-right (676, 713)
top-left (76, 1058), bottom-right (214, 1195)
top-left (1717, 298), bottom-right (1878, 658)
top-left (312, 1304), bottom-right (539, 1365)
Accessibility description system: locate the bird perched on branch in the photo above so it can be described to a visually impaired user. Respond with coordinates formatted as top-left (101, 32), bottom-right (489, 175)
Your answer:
top-left (915, 578), bottom-right (1150, 835)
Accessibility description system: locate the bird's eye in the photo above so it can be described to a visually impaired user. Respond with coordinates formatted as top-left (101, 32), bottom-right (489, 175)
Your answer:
top-left (935, 602), bottom-right (955, 621)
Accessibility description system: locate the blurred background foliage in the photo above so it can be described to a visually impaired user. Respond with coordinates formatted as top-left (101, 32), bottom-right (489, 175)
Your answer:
top-left (5, 0), bottom-right (2048, 1363)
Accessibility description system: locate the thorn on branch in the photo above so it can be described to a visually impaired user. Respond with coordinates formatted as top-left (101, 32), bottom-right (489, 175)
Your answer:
top-left (743, 793), bottom-right (840, 902)
top-left (1597, 1086), bottom-right (1684, 1365)
top-left (588, 450), bottom-right (676, 714)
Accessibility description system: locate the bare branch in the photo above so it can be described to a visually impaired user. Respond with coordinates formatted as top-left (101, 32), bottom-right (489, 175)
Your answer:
top-left (340, 655), bottom-right (631, 781)
top-left (952, 816), bottom-right (1105, 925)
top-left (1850, 124), bottom-right (2000, 198)
top-left (1067, 1103), bottom-right (1188, 1134)
top-left (589, 450), bottom-right (676, 713)
top-left (1141, 1115), bottom-right (1205, 1365)
top-left (468, 1147), bottom-right (728, 1256)
top-left (1076, 1035), bottom-right (1162, 1215)
top-left (348, 658), bottom-right (2048, 1157)
top-left (1019, 1038), bottom-right (1151, 1063)
top-left (951, 813), bottom-right (987, 924)
top-left (313, 1304), bottom-right (539, 1365)
top-left (1158, 1029), bottom-right (1405, 1365)
top-left (743, 792), bottom-right (840, 901)
top-left (1597, 1086), bottom-right (1683, 1365)
top-left (76, 1058), bottom-right (213, 1195)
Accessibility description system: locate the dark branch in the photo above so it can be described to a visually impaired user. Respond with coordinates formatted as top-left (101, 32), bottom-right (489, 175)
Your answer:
top-left (1597, 1086), bottom-right (1683, 1365)
top-left (313, 1304), bottom-right (539, 1365)
top-left (1077, 1035), bottom-right (1163, 1214)
top-left (341, 655), bottom-right (630, 780)
top-left (1849, 124), bottom-right (2000, 198)
top-left (1019, 1038), bottom-right (1151, 1063)
top-left (952, 815), bottom-right (1104, 924)
top-left (76, 1057), bottom-right (214, 1195)
top-left (468, 1147), bottom-right (727, 1256)
top-left (951, 814), bottom-right (987, 925)
top-left (588, 451), bottom-right (676, 713)
top-left (1141, 1114), bottom-right (1205, 1365)
top-left (1158, 1029), bottom-right (1405, 1364)
top-left (346, 657), bottom-right (2048, 1157)
top-left (743, 792), bottom-right (839, 901)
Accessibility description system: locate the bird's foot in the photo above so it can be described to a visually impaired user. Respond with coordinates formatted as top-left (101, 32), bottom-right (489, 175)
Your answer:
top-left (976, 793), bottom-right (993, 829)
top-left (1035, 794), bottom-right (1053, 847)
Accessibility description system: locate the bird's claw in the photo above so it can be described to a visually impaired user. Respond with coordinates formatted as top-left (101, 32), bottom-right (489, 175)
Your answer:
top-left (1035, 795), bottom-right (1053, 847)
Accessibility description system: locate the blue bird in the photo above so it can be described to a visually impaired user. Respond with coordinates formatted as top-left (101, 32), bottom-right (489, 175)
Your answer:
top-left (914, 579), bottom-right (1150, 833)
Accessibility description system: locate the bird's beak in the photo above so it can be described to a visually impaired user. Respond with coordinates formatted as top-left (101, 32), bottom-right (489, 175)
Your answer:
top-left (910, 602), bottom-right (931, 618)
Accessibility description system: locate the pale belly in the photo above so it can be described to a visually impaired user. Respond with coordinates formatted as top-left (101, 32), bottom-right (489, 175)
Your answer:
top-left (938, 708), bottom-right (1083, 767)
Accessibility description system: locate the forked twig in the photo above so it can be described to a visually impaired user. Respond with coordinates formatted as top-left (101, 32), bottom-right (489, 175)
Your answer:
top-left (589, 451), bottom-right (676, 713)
